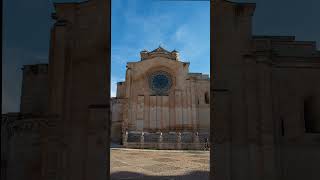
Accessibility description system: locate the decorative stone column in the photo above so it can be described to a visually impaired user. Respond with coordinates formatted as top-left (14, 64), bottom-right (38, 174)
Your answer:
top-left (158, 132), bottom-right (163, 149)
top-left (177, 132), bottom-right (182, 150)
top-left (123, 131), bottom-right (128, 147)
top-left (140, 131), bottom-right (144, 149)
top-left (193, 132), bottom-right (200, 150)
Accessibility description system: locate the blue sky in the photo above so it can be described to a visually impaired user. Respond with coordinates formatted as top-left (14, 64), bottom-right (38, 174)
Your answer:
top-left (111, 0), bottom-right (210, 97)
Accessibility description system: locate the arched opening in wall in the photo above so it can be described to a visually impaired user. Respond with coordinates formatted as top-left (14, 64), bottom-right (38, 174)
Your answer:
top-left (304, 96), bottom-right (318, 133)
top-left (205, 92), bottom-right (209, 104)
top-left (110, 0), bottom-right (210, 179)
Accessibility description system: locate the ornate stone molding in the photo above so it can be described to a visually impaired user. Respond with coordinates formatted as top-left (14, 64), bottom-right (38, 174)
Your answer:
top-left (111, 98), bottom-right (126, 105)
top-left (140, 46), bottom-right (179, 61)
top-left (6, 117), bottom-right (58, 138)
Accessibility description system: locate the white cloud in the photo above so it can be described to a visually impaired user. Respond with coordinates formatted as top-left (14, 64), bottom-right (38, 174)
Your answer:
top-left (111, 0), bottom-right (210, 88)
top-left (170, 24), bottom-right (209, 62)
top-left (110, 75), bottom-right (125, 97)
top-left (118, 2), bottom-right (175, 49)
top-left (174, 25), bottom-right (188, 42)
top-left (111, 84), bottom-right (117, 97)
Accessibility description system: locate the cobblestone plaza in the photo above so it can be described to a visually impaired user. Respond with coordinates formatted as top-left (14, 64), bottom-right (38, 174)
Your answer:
top-left (111, 148), bottom-right (209, 180)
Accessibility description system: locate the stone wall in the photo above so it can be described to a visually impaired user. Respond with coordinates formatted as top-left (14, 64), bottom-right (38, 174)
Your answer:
top-left (111, 98), bottom-right (125, 143)
top-left (113, 52), bottom-right (210, 136)
top-left (211, 1), bottom-right (256, 179)
top-left (1, 113), bottom-right (57, 180)
top-left (20, 64), bottom-right (49, 114)
top-left (212, 1), bottom-right (320, 180)
top-left (45, 0), bottom-right (110, 179)
top-left (268, 37), bottom-right (320, 180)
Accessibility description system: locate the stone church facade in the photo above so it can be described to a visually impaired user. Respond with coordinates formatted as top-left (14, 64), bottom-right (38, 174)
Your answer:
top-left (211, 1), bottom-right (320, 180)
top-left (110, 47), bottom-right (210, 149)
top-left (2, 1), bottom-right (110, 180)
top-left (1, 0), bottom-right (320, 180)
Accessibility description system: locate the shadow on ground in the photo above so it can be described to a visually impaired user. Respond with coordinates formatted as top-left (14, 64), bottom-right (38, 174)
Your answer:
top-left (111, 170), bottom-right (209, 180)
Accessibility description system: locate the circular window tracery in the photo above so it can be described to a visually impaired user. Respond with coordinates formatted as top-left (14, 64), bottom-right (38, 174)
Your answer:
top-left (149, 71), bottom-right (172, 95)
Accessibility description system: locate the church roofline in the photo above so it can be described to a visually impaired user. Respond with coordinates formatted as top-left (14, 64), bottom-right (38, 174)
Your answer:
top-left (213, 0), bottom-right (256, 17)
top-left (53, 0), bottom-right (91, 7)
top-left (252, 35), bottom-right (319, 57)
top-left (21, 63), bottom-right (48, 69)
top-left (150, 46), bottom-right (170, 53)
top-left (188, 72), bottom-right (210, 80)
top-left (253, 35), bottom-right (296, 41)
top-left (140, 46), bottom-right (180, 61)
top-left (22, 63), bottom-right (49, 66)
top-left (52, 0), bottom-right (98, 22)
top-left (188, 72), bottom-right (210, 75)
top-left (216, 0), bottom-right (256, 6)
top-left (21, 64), bottom-right (48, 70)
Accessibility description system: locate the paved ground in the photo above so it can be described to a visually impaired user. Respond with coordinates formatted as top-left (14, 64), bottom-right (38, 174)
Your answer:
top-left (110, 148), bottom-right (209, 180)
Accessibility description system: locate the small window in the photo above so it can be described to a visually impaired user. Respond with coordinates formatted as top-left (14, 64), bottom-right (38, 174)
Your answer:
top-left (30, 66), bottom-right (38, 74)
top-left (304, 96), bottom-right (318, 133)
top-left (204, 92), bottom-right (209, 104)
